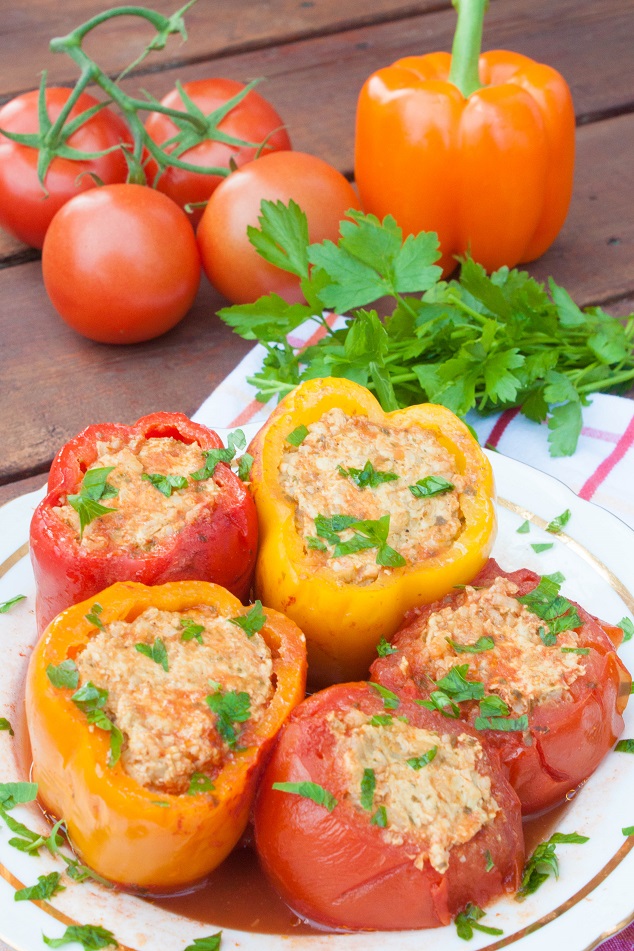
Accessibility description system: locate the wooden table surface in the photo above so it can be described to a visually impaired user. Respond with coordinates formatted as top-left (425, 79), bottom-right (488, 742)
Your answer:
top-left (1, 4), bottom-right (634, 948)
top-left (1, 0), bottom-right (634, 511)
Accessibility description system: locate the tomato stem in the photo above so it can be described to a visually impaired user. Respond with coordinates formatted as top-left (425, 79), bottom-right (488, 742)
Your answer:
top-left (448, 0), bottom-right (488, 98)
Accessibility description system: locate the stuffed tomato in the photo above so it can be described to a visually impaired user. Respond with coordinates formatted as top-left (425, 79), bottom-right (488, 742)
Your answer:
top-left (247, 377), bottom-right (496, 687)
top-left (30, 412), bottom-right (258, 632)
top-left (371, 559), bottom-right (631, 815)
top-left (254, 681), bottom-right (523, 931)
top-left (25, 580), bottom-right (306, 892)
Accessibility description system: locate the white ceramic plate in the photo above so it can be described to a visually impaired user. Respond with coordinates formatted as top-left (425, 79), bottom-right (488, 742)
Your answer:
top-left (1, 441), bottom-right (633, 951)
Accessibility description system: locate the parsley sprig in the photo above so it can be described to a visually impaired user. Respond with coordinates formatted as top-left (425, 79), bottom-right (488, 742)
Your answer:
top-left (67, 467), bottom-right (118, 538)
top-left (517, 576), bottom-right (581, 640)
top-left (218, 204), bottom-right (634, 457)
top-left (516, 832), bottom-right (589, 900)
top-left (311, 513), bottom-right (406, 567)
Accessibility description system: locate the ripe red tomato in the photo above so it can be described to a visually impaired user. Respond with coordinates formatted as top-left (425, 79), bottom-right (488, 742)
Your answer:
top-left (371, 559), bottom-right (631, 816)
top-left (144, 78), bottom-right (291, 228)
top-left (41, 184), bottom-right (201, 344)
top-left (0, 88), bottom-right (131, 249)
top-left (196, 151), bottom-right (362, 304)
top-left (254, 682), bottom-right (523, 931)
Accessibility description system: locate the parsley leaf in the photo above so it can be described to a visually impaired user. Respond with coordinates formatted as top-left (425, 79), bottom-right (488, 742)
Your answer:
top-left (0, 782), bottom-right (38, 810)
top-left (67, 467), bottom-right (118, 538)
top-left (182, 936), bottom-right (223, 951)
top-left (376, 636), bottom-right (397, 656)
top-left (516, 520), bottom-right (530, 534)
top-left (15, 872), bottom-right (64, 902)
top-left (446, 636), bottom-right (494, 654)
top-left (191, 430), bottom-right (246, 480)
top-left (272, 781), bottom-right (337, 812)
top-left (360, 768), bottom-right (376, 810)
top-left (135, 637), bottom-right (169, 672)
top-left (206, 689), bottom-right (251, 749)
top-left (546, 508), bottom-right (572, 534)
top-left (181, 618), bottom-right (204, 643)
top-left (614, 739), bottom-right (634, 753)
top-left (71, 682), bottom-right (123, 767)
top-left (338, 460), bottom-right (398, 489)
top-left (85, 603), bottom-right (104, 629)
top-left (0, 718), bottom-right (13, 736)
top-left (187, 772), bottom-right (215, 795)
top-left (0, 595), bottom-right (26, 613)
top-left (43, 925), bottom-right (117, 950)
top-left (371, 805), bottom-right (388, 827)
top-left (618, 617), bottom-right (634, 642)
top-left (229, 601), bottom-right (266, 638)
top-left (409, 476), bottom-right (455, 498)
top-left (516, 832), bottom-right (589, 900)
top-left (286, 424), bottom-right (309, 446)
top-left (455, 903), bottom-right (503, 940)
top-left (369, 682), bottom-right (400, 710)
top-left (141, 472), bottom-right (188, 497)
top-left (46, 659), bottom-right (79, 690)
top-left (407, 747), bottom-right (437, 770)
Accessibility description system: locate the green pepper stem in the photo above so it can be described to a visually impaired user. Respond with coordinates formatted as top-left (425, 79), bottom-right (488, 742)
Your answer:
top-left (448, 0), bottom-right (488, 98)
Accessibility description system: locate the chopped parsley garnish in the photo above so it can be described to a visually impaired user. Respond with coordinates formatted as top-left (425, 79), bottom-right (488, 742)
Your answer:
top-left (0, 718), bottom-right (14, 736)
top-left (478, 695), bottom-right (510, 718)
top-left (15, 872), bottom-right (64, 902)
top-left (85, 602), bottom-right (104, 629)
top-left (446, 635), bottom-right (495, 654)
top-left (435, 665), bottom-right (485, 702)
top-left (0, 595), bottom-right (26, 613)
top-left (43, 925), bottom-right (118, 950)
top-left (369, 682), bottom-right (400, 710)
top-left (181, 618), bottom-right (204, 643)
top-left (516, 520), bottom-right (530, 534)
top-left (237, 453), bottom-right (254, 481)
top-left (286, 424), bottom-right (309, 446)
top-left (135, 637), bottom-right (169, 672)
top-left (306, 536), bottom-right (328, 551)
top-left (67, 467), bottom-right (118, 538)
top-left (337, 460), bottom-right (399, 489)
top-left (313, 513), bottom-right (406, 567)
top-left (0, 782), bottom-right (38, 810)
top-left (371, 805), bottom-right (387, 827)
top-left (538, 625), bottom-right (558, 646)
top-left (187, 772), bottom-right (215, 795)
top-left (623, 826), bottom-right (634, 837)
top-left (141, 472), bottom-right (188, 496)
top-left (615, 739), bottom-right (634, 753)
top-left (370, 714), bottom-right (393, 726)
top-left (475, 714), bottom-right (529, 732)
top-left (485, 850), bottom-right (495, 872)
top-left (546, 508), bottom-right (571, 534)
top-left (455, 903), bottom-right (503, 940)
top-left (407, 747), bottom-right (437, 770)
top-left (360, 768), bottom-right (376, 811)
top-left (183, 936), bottom-right (223, 951)
top-left (191, 429), bottom-right (246, 480)
top-left (408, 475), bottom-right (455, 498)
top-left (206, 689), bottom-right (251, 749)
top-left (618, 617), bottom-right (634, 642)
top-left (516, 832), bottom-right (589, 900)
top-left (71, 682), bottom-right (123, 767)
top-left (417, 692), bottom-right (460, 718)
top-left (517, 576), bottom-right (581, 640)
top-left (544, 571), bottom-right (566, 584)
top-left (561, 646), bottom-right (590, 655)
top-left (376, 636), bottom-right (397, 656)
top-left (531, 542), bottom-right (554, 554)
top-left (0, 809), bottom-right (62, 856)
top-left (46, 659), bottom-right (79, 690)
top-left (272, 781), bottom-right (337, 812)
top-left (230, 601), bottom-right (266, 638)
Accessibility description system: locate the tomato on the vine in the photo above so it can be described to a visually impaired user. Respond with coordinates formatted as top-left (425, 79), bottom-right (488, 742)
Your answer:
top-left (41, 184), bottom-right (201, 344)
top-left (196, 150), bottom-right (361, 305)
top-left (144, 78), bottom-right (291, 228)
top-left (0, 88), bottom-right (131, 249)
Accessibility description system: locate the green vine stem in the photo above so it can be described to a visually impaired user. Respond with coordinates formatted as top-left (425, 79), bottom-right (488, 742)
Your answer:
top-left (447, 0), bottom-right (488, 98)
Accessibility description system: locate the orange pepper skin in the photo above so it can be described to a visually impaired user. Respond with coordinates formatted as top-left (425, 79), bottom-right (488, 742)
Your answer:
top-left (248, 378), bottom-right (496, 688)
top-left (354, 51), bottom-right (575, 275)
top-left (25, 580), bottom-right (306, 893)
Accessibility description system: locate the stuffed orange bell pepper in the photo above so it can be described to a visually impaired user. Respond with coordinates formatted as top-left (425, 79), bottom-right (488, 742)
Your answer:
top-left (248, 378), bottom-right (496, 687)
top-left (25, 580), bottom-right (306, 893)
top-left (354, 0), bottom-right (575, 275)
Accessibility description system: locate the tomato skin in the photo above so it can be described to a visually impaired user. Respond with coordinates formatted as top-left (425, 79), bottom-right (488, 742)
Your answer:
top-left (41, 184), bottom-right (201, 344)
top-left (371, 559), bottom-right (632, 816)
top-left (144, 78), bottom-right (291, 229)
top-left (254, 682), bottom-right (523, 931)
top-left (0, 88), bottom-right (131, 249)
top-left (196, 151), bottom-right (361, 304)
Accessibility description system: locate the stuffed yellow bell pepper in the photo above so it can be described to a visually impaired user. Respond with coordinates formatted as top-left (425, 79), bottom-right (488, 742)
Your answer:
top-left (248, 378), bottom-right (496, 686)
top-left (25, 580), bottom-right (306, 893)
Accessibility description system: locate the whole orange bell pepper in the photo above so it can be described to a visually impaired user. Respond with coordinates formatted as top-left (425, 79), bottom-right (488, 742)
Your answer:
top-left (248, 378), bottom-right (496, 687)
top-left (354, 0), bottom-right (575, 275)
top-left (25, 580), bottom-right (306, 893)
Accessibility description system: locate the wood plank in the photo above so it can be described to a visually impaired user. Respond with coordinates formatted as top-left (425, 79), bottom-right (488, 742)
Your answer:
top-left (1, 0), bottom-right (446, 99)
top-left (1, 110), bottom-right (632, 488)
top-left (1, 0), bottom-right (632, 262)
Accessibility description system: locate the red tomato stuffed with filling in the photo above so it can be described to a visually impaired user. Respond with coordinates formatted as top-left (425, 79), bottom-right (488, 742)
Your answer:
top-left (254, 680), bottom-right (523, 931)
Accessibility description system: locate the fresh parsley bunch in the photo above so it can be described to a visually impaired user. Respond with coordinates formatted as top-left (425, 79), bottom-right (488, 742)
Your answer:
top-left (217, 201), bottom-right (634, 456)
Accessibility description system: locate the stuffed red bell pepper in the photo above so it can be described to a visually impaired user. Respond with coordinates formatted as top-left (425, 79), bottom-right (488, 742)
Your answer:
top-left (30, 412), bottom-right (258, 632)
